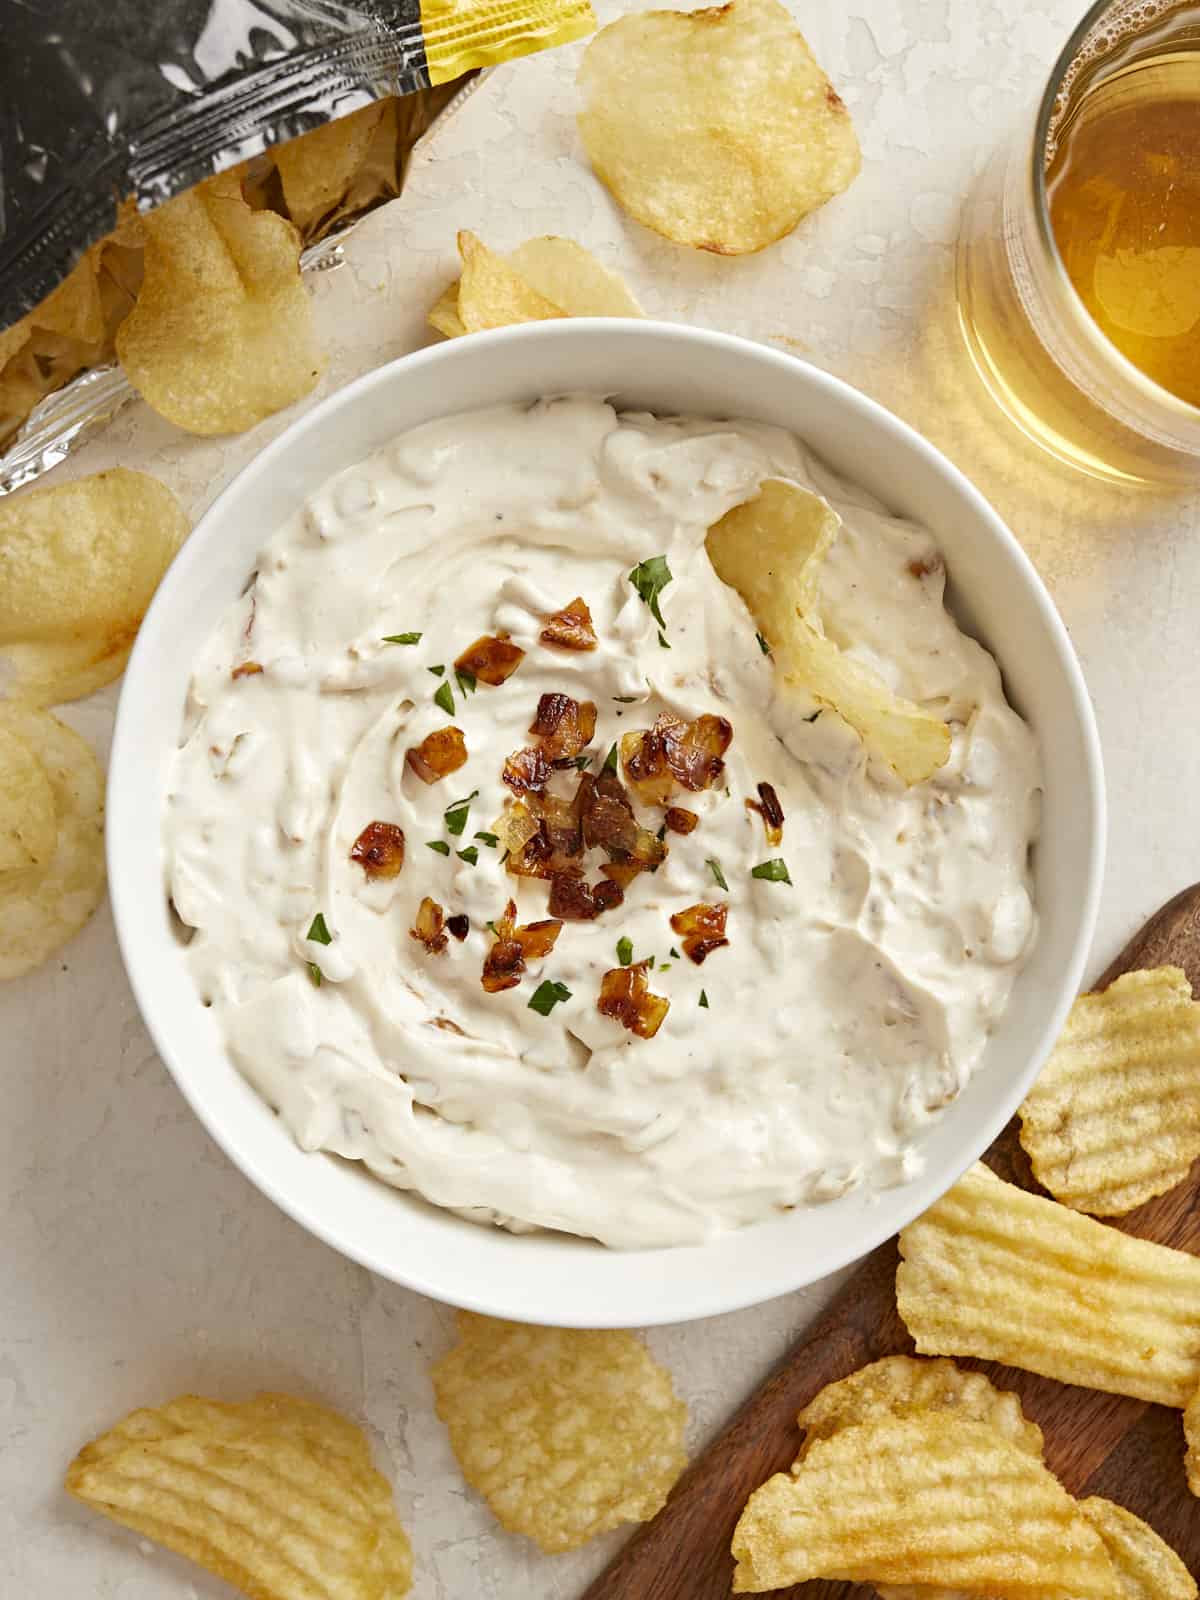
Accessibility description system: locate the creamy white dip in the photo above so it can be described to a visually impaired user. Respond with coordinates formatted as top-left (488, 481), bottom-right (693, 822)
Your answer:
top-left (165, 397), bottom-right (1041, 1249)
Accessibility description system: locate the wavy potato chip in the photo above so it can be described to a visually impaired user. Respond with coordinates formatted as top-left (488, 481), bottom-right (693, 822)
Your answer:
top-left (578, 0), bottom-right (861, 255)
top-left (454, 231), bottom-right (567, 333)
top-left (1019, 967), bottom-right (1200, 1216)
top-left (732, 1414), bottom-right (1117, 1595)
top-left (1080, 1497), bottom-right (1197, 1598)
top-left (429, 233), bottom-right (641, 337)
top-left (794, 1354), bottom-right (1043, 1466)
top-left (66, 1391), bottom-right (412, 1599)
top-left (707, 478), bottom-right (950, 783)
top-left (897, 1162), bottom-right (1200, 1407)
top-left (0, 722), bottom-right (56, 876)
top-left (431, 1311), bottom-right (687, 1552)
top-left (273, 102), bottom-right (388, 232)
top-left (0, 710), bottom-right (105, 979)
top-left (427, 281), bottom-right (468, 339)
top-left (0, 468), bottom-right (188, 706)
top-left (116, 172), bottom-right (322, 434)
top-left (1186, 1381), bottom-right (1200, 1497)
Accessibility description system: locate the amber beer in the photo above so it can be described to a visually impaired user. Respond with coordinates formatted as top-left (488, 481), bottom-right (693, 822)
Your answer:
top-left (956, 0), bottom-right (1200, 485)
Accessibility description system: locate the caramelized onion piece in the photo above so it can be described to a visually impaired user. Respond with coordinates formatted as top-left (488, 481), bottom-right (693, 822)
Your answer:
top-left (597, 961), bottom-right (670, 1039)
top-left (669, 901), bottom-right (729, 965)
top-left (745, 780), bottom-right (785, 846)
top-left (492, 801), bottom-right (539, 856)
top-left (622, 713), bottom-right (733, 804)
top-left (663, 805), bottom-right (699, 835)
top-left (231, 660), bottom-right (263, 679)
top-left (600, 859), bottom-right (643, 890)
top-left (411, 896), bottom-right (448, 954)
top-left (349, 820), bottom-right (406, 879)
top-left (541, 596), bottom-right (597, 652)
top-left (548, 873), bottom-right (625, 921)
top-left (579, 771), bottom-right (639, 856)
top-left (502, 745), bottom-right (551, 797)
top-left (446, 913), bottom-right (470, 941)
top-left (454, 634), bottom-right (525, 686)
top-left (481, 900), bottom-right (562, 992)
top-left (529, 692), bottom-right (597, 762)
top-left (407, 726), bottom-right (468, 785)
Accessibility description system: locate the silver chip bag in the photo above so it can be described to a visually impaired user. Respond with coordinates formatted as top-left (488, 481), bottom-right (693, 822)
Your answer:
top-left (0, 0), bottom-right (593, 476)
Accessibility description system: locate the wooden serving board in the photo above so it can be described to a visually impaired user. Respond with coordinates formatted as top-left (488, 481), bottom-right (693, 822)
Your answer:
top-left (583, 884), bottom-right (1200, 1600)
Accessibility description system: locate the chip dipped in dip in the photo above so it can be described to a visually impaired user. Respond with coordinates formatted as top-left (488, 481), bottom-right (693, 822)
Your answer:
top-left (165, 396), bottom-right (1040, 1248)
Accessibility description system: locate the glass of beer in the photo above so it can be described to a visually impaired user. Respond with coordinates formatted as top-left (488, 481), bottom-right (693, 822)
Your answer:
top-left (957, 0), bottom-right (1200, 486)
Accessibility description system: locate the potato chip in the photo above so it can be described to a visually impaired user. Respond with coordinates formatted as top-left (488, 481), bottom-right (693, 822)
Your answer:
top-left (66, 1390), bottom-right (412, 1599)
top-left (1080, 1497), bottom-right (1197, 1598)
top-left (429, 233), bottom-right (641, 338)
top-left (1019, 967), bottom-right (1200, 1216)
top-left (431, 1311), bottom-right (687, 1552)
top-left (0, 710), bottom-right (105, 980)
top-left (707, 479), bottom-right (950, 783)
top-left (427, 281), bottom-right (468, 339)
top-left (273, 102), bottom-right (387, 232)
top-left (0, 722), bottom-right (56, 877)
top-left (0, 468), bottom-right (188, 706)
top-left (577, 0), bottom-right (861, 255)
top-left (1186, 1381), bottom-right (1200, 1497)
top-left (116, 172), bottom-right (322, 434)
top-left (731, 1414), bottom-right (1117, 1595)
top-left (897, 1162), bottom-right (1200, 1407)
top-left (454, 231), bottom-right (567, 334)
top-left (794, 1354), bottom-right (1043, 1465)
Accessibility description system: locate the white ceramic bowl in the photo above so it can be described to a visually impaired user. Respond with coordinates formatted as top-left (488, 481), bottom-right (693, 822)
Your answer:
top-left (109, 321), bottom-right (1104, 1328)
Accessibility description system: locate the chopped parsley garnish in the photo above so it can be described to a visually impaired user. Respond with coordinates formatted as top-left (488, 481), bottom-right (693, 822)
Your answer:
top-left (485, 920), bottom-right (498, 935)
top-left (382, 631), bottom-right (421, 646)
top-left (457, 846), bottom-right (479, 866)
top-left (428, 664), bottom-right (446, 677)
top-left (528, 980), bottom-right (572, 1017)
top-left (474, 830), bottom-right (499, 848)
top-left (706, 857), bottom-right (728, 892)
top-left (756, 631), bottom-right (771, 656)
top-left (669, 946), bottom-right (681, 959)
top-left (616, 936), bottom-right (634, 967)
top-left (629, 555), bottom-right (673, 629)
top-left (308, 962), bottom-right (323, 987)
top-left (602, 742), bottom-right (619, 776)
top-left (567, 753), bottom-right (593, 770)
top-left (444, 789), bottom-right (478, 836)
top-left (658, 630), bottom-right (671, 650)
top-left (751, 858), bottom-right (792, 885)
top-left (612, 695), bottom-right (638, 704)
top-left (306, 912), bottom-right (332, 946)
top-left (433, 680), bottom-right (455, 716)
top-left (427, 840), bottom-right (451, 856)
top-left (699, 989), bottom-right (709, 1008)
top-left (455, 668), bottom-right (477, 698)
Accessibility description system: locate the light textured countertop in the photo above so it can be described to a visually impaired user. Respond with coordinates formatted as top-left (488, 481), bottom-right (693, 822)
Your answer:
top-left (3, 1), bottom-right (1199, 1594)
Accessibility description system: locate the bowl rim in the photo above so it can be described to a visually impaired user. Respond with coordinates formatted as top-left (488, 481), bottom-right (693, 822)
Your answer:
top-left (108, 318), bottom-right (1106, 1325)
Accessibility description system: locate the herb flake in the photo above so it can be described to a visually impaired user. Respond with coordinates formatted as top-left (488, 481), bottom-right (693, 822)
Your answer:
top-left (444, 790), bottom-right (478, 836)
top-left (751, 858), bottom-right (792, 885)
top-left (669, 946), bottom-right (681, 959)
top-left (613, 695), bottom-right (638, 704)
top-left (699, 989), bottom-right (709, 1008)
top-left (306, 912), bottom-right (332, 946)
top-left (428, 664), bottom-right (446, 677)
top-left (617, 936), bottom-right (634, 967)
top-left (658, 630), bottom-right (671, 650)
top-left (455, 668), bottom-right (477, 698)
top-left (308, 962), bottom-right (323, 987)
top-left (433, 680), bottom-right (455, 716)
top-left (706, 857), bottom-right (728, 892)
top-left (756, 632), bottom-right (771, 656)
top-left (629, 555), bottom-right (673, 630)
top-left (528, 980), bottom-right (572, 1017)
top-left (602, 742), bottom-right (619, 776)
top-left (382, 631), bottom-right (422, 646)
top-left (427, 840), bottom-right (451, 856)
top-left (475, 831), bottom-right (499, 848)
top-left (457, 846), bottom-right (479, 866)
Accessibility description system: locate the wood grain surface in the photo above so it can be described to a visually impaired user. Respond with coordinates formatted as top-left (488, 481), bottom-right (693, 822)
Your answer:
top-left (582, 883), bottom-right (1200, 1600)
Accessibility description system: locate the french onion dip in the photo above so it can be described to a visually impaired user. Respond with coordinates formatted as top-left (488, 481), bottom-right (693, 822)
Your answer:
top-left (165, 397), bottom-right (1041, 1248)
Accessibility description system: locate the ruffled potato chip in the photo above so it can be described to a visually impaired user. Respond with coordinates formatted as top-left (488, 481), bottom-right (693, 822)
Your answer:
top-left (1019, 966), bottom-right (1200, 1216)
top-left (1186, 1380), bottom-right (1200, 1497)
top-left (577, 0), bottom-right (861, 255)
top-left (897, 1162), bottom-right (1200, 1407)
top-left (116, 172), bottom-right (322, 434)
top-left (66, 1391), bottom-right (412, 1599)
top-left (429, 233), bottom-right (641, 337)
top-left (0, 710), bottom-right (105, 979)
top-left (0, 468), bottom-right (189, 706)
top-left (431, 1311), bottom-right (687, 1552)
top-left (707, 478), bottom-right (950, 784)
top-left (273, 102), bottom-right (388, 232)
top-left (794, 1354), bottom-right (1043, 1466)
top-left (731, 1414), bottom-right (1117, 1595)
top-left (1080, 1497), bottom-right (1197, 1598)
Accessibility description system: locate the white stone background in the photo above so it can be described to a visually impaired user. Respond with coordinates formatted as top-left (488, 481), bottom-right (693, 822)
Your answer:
top-left (3, 0), bottom-right (1200, 1594)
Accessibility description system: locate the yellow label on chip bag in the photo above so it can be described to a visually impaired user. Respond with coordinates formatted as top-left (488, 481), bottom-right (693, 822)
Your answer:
top-left (421, 0), bottom-right (595, 85)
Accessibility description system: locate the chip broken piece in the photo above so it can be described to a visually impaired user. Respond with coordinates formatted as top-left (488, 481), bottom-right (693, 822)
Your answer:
top-left (431, 1312), bottom-right (686, 1552)
top-left (897, 1162), bottom-right (1200, 1407)
top-left (578, 0), bottom-right (860, 255)
top-left (0, 468), bottom-right (189, 706)
top-left (66, 1391), bottom-right (412, 1599)
top-left (429, 235), bottom-right (642, 338)
top-left (1019, 966), bottom-right (1200, 1216)
top-left (731, 1414), bottom-right (1117, 1595)
top-left (1080, 1497), bottom-right (1197, 1599)
top-left (707, 478), bottom-right (950, 785)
